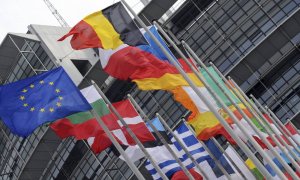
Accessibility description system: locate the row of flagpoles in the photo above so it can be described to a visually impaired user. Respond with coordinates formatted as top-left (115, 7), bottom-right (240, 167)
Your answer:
top-left (78, 1), bottom-right (300, 178)
top-left (119, 1), bottom-right (300, 179)
top-left (1, 0), bottom-right (300, 179)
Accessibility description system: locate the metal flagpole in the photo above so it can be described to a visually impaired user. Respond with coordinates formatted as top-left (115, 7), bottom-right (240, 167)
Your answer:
top-left (266, 105), bottom-right (300, 153)
top-left (182, 37), bottom-right (298, 178)
top-left (127, 95), bottom-right (195, 179)
top-left (285, 118), bottom-right (300, 143)
top-left (225, 142), bottom-right (258, 178)
top-left (211, 138), bottom-right (247, 179)
top-left (91, 82), bottom-right (168, 180)
top-left (286, 118), bottom-right (300, 134)
top-left (199, 141), bottom-right (232, 180)
top-left (227, 75), bottom-right (300, 171)
top-left (184, 121), bottom-right (234, 179)
top-left (87, 87), bottom-right (145, 180)
top-left (89, 109), bottom-right (145, 179)
top-left (266, 107), bottom-right (300, 148)
top-left (155, 113), bottom-right (210, 179)
top-left (210, 63), bottom-right (300, 172)
top-left (250, 95), bottom-right (300, 163)
top-left (121, 0), bottom-right (272, 177)
top-left (180, 41), bottom-right (288, 179)
top-left (148, 19), bottom-right (271, 178)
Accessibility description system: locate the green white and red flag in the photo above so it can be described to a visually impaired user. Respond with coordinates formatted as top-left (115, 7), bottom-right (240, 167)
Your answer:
top-left (50, 85), bottom-right (119, 140)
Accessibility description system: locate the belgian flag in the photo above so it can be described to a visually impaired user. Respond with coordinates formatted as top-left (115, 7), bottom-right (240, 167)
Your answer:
top-left (59, 2), bottom-right (202, 91)
top-left (58, 2), bottom-right (147, 50)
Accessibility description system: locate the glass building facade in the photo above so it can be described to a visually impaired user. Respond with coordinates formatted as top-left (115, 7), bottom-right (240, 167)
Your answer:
top-left (0, 0), bottom-right (299, 179)
top-left (162, 0), bottom-right (300, 123)
top-left (39, 89), bottom-right (188, 180)
top-left (0, 26), bottom-right (190, 179)
top-left (0, 36), bottom-right (57, 180)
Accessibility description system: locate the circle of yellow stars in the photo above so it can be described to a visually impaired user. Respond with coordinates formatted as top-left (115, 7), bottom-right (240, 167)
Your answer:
top-left (19, 81), bottom-right (63, 113)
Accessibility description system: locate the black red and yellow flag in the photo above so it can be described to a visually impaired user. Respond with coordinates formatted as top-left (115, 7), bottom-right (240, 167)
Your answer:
top-left (58, 2), bottom-right (147, 50)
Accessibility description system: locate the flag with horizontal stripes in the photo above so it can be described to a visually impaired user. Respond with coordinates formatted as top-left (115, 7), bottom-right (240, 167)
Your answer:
top-left (145, 120), bottom-right (211, 179)
top-left (50, 85), bottom-right (119, 140)
top-left (59, 3), bottom-right (203, 90)
top-left (99, 44), bottom-right (203, 90)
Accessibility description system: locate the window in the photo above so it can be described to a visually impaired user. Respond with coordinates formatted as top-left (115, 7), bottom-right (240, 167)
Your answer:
top-left (71, 60), bottom-right (92, 76)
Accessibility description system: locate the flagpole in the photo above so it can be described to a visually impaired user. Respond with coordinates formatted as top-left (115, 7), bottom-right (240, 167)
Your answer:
top-left (251, 97), bottom-right (300, 165)
top-left (180, 40), bottom-right (294, 179)
top-left (87, 106), bottom-right (145, 179)
top-left (264, 106), bottom-right (300, 152)
top-left (122, 0), bottom-right (272, 175)
top-left (211, 137), bottom-right (247, 179)
top-left (210, 63), bottom-right (300, 172)
top-left (184, 121), bottom-right (234, 179)
top-left (285, 118), bottom-right (300, 142)
top-left (286, 118), bottom-right (300, 134)
top-left (266, 106), bottom-right (300, 148)
top-left (148, 20), bottom-right (272, 178)
top-left (127, 95), bottom-right (195, 179)
top-left (81, 141), bottom-right (129, 180)
top-left (226, 75), bottom-right (300, 166)
top-left (155, 113), bottom-right (209, 179)
top-left (228, 78), bottom-right (300, 172)
top-left (91, 82), bottom-right (169, 180)
top-left (181, 36), bottom-right (298, 177)
top-left (225, 142), bottom-right (259, 178)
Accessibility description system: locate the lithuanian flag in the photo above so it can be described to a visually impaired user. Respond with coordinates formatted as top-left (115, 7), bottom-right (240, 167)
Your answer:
top-left (58, 2), bottom-right (147, 50)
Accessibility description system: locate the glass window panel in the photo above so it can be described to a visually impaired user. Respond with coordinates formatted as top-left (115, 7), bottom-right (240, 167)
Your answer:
top-left (283, 1), bottom-right (297, 14)
top-left (273, 11), bottom-right (286, 23)
top-left (283, 68), bottom-right (296, 81)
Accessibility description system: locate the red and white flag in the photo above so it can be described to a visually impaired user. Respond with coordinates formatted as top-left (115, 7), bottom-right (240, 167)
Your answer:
top-left (87, 99), bottom-right (155, 154)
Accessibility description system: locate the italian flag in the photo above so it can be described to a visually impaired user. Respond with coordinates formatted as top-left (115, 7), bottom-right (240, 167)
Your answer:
top-left (50, 85), bottom-right (119, 140)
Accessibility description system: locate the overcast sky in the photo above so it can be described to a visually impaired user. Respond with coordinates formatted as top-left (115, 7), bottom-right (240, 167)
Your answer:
top-left (0, 0), bottom-right (144, 42)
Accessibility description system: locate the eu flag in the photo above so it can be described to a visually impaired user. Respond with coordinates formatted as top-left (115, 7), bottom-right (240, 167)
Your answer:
top-left (0, 67), bottom-right (92, 137)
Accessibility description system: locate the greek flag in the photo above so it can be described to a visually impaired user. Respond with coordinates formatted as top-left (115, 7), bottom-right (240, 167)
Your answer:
top-left (145, 121), bottom-right (211, 179)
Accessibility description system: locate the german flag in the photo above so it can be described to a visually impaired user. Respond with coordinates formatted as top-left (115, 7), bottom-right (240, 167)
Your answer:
top-left (58, 2), bottom-right (147, 50)
top-left (59, 3), bottom-right (202, 90)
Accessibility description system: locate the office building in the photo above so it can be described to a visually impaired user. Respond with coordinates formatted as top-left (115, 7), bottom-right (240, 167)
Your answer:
top-left (0, 0), bottom-right (299, 179)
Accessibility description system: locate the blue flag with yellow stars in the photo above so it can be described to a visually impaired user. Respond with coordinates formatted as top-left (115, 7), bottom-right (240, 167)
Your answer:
top-left (0, 67), bottom-right (92, 137)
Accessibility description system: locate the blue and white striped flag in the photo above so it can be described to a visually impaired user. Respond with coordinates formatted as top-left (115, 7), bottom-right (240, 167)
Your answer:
top-left (145, 121), bottom-right (211, 179)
